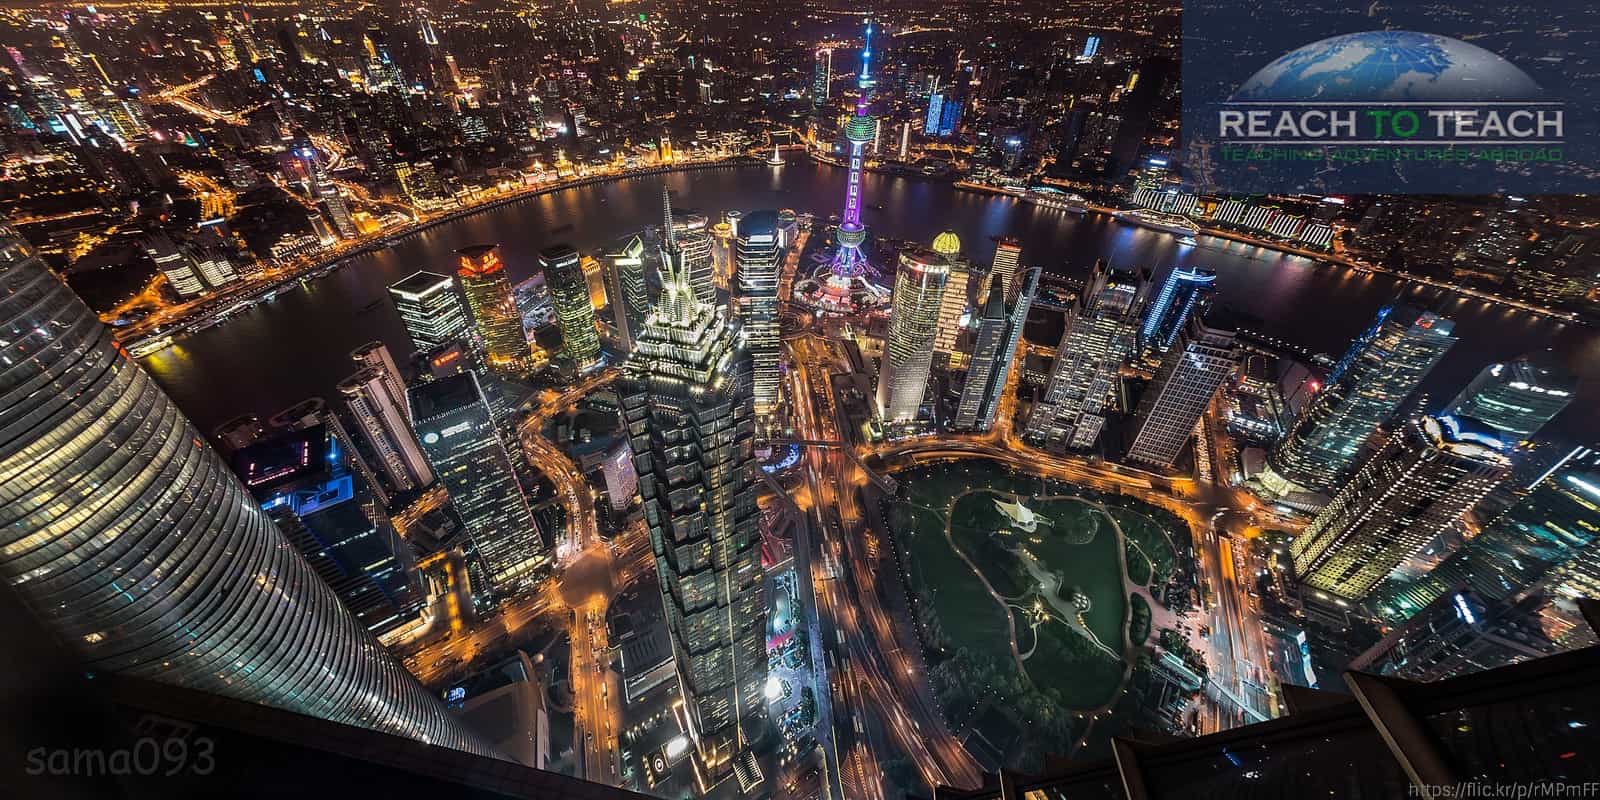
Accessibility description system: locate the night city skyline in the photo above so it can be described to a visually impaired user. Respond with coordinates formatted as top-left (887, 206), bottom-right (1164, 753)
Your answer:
top-left (1, 1), bottom-right (1597, 799)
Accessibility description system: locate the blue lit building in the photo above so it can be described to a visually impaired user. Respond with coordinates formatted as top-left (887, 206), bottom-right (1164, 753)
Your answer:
top-left (924, 93), bottom-right (945, 135)
top-left (1139, 266), bottom-right (1217, 352)
top-left (235, 425), bottom-right (425, 639)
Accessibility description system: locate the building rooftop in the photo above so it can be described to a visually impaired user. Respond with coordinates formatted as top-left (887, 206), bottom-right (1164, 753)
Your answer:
top-left (390, 270), bottom-right (456, 298)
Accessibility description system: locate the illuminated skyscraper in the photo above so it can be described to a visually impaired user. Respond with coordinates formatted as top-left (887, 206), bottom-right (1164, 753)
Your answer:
top-left (659, 188), bottom-right (715, 305)
top-left (1140, 266), bottom-right (1217, 352)
top-left (540, 243), bottom-right (603, 373)
top-left (830, 20), bottom-right (878, 278)
top-left (990, 237), bottom-right (1022, 299)
top-left (1292, 415), bottom-right (1512, 602)
top-left (388, 270), bottom-right (470, 352)
top-left (0, 228), bottom-right (493, 756)
top-left (929, 231), bottom-right (971, 370)
top-left (957, 267), bottom-right (1039, 432)
top-left (1026, 261), bottom-right (1144, 449)
top-left (235, 424), bottom-right (425, 639)
top-left (811, 48), bottom-right (832, 109)
top-left (352, 341), bottom-right (409, 421)
top-left (142, 233), bottom-right (205, 298)
top-left (339, 365), bottom-right (434, 493)
top-left (1370, 447), bottom-right (1600, 620)
top-left (1445, 355), bottom-right (1575, 442)
top-left (1125, 310), bottom-right (1238, 466)
top-left (601, 234), bottom-right (646, 352)
top-left (735, 209), bottom-right (782, 427)
top-left (620, 261), bottom-right (765, 779)
top-left (877, 247), bottom-right (950, 425)
top-left (411, 372), bottom-right (547, 591)
top-left (458, 244), bottom-right (536, 373)
top-left (1268, 305), bottom-right (1457, 493)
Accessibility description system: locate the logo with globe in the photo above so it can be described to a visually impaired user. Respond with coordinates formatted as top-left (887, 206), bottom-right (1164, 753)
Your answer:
top-left (1233, 31), bottom-right (1544, 104)
top-left (1217, 31), bottom-right (1562, 145)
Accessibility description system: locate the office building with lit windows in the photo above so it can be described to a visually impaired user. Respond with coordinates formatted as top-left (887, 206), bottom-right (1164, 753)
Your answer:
top-left (990, 237), bottom-right (1022, 300)
top-left (1371, 447), bottom-right (1600, 621)
top-left (1445, 355), bottom-right (1576, 442)
top-left (459, 244), bottom-right (537, 373)
top-left (812, 48), bottom-right (832, 109)
top-left (142, 232), bottom-right (206, 298)
top-left (620, 264), bottom-right (765, 781)
top-left (1027, 261), bottom-right (1144, 450)
top-left (411, 372), bottom-right (546, 591)
top-left (0, 227), bottom-right (494, 757)
top-left (1125, 310), bottom-right (1238, 466)
top-left (877, 246), bottom-right (950, 425)
top-left (388, 270), bottom-right (470, 353)
top-left (929, 230), bottom-right (971, 370)
top-left (1268, 304), bottom-right (1456, 493)
top-left (1292, 414), bottom-right (1512, 602)
top-left (734, 209), bottom-right (782, 427)
top-left (339, 364), bottom-right (434, 493)
top-left (540, 242), bottom-right (602, 373)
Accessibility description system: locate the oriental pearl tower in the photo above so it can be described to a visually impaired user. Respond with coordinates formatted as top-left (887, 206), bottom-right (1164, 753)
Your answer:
top-left (832, 18), bottom-right (877, 278)
top-left (797, 19), bottom-right (891, 314)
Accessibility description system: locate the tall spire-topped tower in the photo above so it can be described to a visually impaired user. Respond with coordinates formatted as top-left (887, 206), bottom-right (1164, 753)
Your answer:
top-left (832, 19), bottom-right (876, 278)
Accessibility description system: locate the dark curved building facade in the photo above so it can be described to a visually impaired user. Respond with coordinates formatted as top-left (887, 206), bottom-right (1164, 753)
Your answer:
top-left (0, 228), bottom-right (494, 757)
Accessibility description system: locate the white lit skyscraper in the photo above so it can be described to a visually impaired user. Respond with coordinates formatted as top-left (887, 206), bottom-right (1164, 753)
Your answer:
top-left (877, 247), bottom-right (950, 425)
top-left (735, 209), bottom-right (782, 427)
top-left (1292, 414), bottom-right (1512, 601)
top-left (388, 270), bottom-right (470, 352)
top-left (621, 261), bottom-right (765, 779)
top-left (956, 267), bottom-right (1039, 431)
top-left (990, 237), bottom-right (1022, 300)
top-left (411, 371), bottom-right (547, 591)
top-left (1125, 310), bottom-right (1238, 466)
top-left (142, 232), bottom-right (205, 298)
top-left (339, 365), bottom-right (434, 493)
top-left (1140, 266), bottom-right (1217, 353)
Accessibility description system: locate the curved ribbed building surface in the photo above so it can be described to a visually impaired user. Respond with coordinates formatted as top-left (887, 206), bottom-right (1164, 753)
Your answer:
top-left (0, 228), bottom-right (495, 757)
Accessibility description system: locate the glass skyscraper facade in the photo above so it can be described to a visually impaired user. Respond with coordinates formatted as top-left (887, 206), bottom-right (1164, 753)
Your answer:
top-left (1269, 304), bottom-right (1457, 493)
top-left (1292, 415), bottom-right (1512, 602)
top-left (955, 275), bottom-right (1009, 430)
top-left (410, 372), bottom-right (546, 592)
top-left (339, 363), bottom-right (434, 493)
top-left (1125, 311), bottom-right (1238, 467)
top-left (539, 243), bottom-right (602, 373)
top-left (387, 270), bottom-right (469, 353)
top-left (734, 209), bottom-right (782, 427)
top-left (1139, 266), bottom-right (1216, 352)
top-left (876, 246), bottom-right (950, 425)
top-left (620, 267), bottom-right (765, 780)
top-left (0, 229), bottom-right (494, 757)
top-left (1445, 355), bottom-right (1575, 442)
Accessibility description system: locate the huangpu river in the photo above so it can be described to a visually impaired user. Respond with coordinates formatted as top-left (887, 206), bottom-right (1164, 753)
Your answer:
top-left (141, 158), bottom-right (1599, 442)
